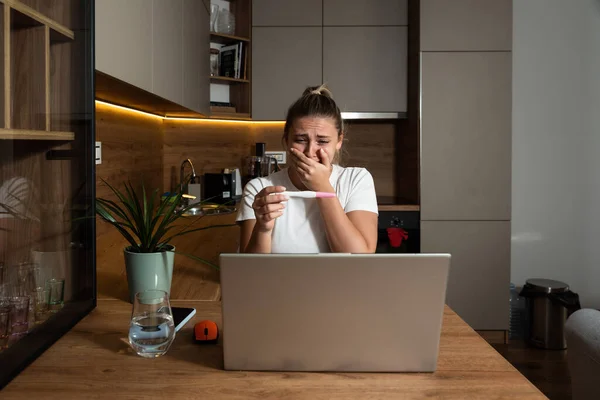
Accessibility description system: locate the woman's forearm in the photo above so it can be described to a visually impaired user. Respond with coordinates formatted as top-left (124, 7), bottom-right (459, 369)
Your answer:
top-left (318, 197), bottom-right (370, 253)
top-left (243, 225), bottom-right (273, 253)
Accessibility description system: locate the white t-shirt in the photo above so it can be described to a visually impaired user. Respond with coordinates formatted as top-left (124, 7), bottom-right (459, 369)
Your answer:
top-left (236, 165), bottom-right (378, 253)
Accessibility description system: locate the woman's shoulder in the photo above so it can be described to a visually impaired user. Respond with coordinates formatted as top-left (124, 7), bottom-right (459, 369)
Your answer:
top-left (334, 165), bottom-right (373, 181)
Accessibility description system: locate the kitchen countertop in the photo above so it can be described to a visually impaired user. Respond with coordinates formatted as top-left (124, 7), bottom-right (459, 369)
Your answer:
top-left (378, 204), bottom-right (420, 211)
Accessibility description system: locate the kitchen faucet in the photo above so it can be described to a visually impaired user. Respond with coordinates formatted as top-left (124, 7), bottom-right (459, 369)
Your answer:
top-left (180, 158), bottom-right (197, 190)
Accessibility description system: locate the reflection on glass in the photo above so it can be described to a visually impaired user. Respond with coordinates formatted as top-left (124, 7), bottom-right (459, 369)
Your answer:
top-left (8, 296), bottom-right (30, 345)
top-left (0, 299), bottom-right (10, 350)
top-left (0, 0), bottom-right (95, 387)
top-left (46, 278), bottom-right (64, 313)
top-left (32, 288), bottom-right (48, 324)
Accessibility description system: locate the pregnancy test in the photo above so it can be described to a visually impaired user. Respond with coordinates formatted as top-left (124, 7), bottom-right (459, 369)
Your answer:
top-left (272, 191), bottom-right (336, 199)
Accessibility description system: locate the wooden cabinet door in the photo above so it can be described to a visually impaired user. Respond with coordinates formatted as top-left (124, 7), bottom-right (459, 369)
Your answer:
top-left (252, 27), bottom-right (322, 120)
top-left (323, 0), bottom-right (407, 26)
top-left (183, 0), bottom-right (210, 114)
top-left (421, 221), bottom-right (510, 330)
top-left (323, 27), bottom-right (407, 113)
top-left (253, 0), bottom-right (322, 26)
top-left (420, 0), bottom-right (512, 51)
top-left (420, 52), bottom-right (512, 221)
top-left (95, 0), bottom-right (153, 92)
top-left (152, 0), bottom-right (184, 105)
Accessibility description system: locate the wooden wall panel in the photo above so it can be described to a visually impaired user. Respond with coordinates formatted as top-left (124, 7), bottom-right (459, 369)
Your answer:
top-left (162, 120), bottom-right (256, 191)
top-left (343, 121), bottom-right (397, 203)
top-left (11, 25), bottom-right (46, 131)
top-left (95, 102), bottom-right (163, 200)
top-left (94, 102), bottom-right (164, 301)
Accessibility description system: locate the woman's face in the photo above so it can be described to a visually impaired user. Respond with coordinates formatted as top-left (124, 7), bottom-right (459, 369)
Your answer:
top-left (286, 116), bottom-right (343, 163)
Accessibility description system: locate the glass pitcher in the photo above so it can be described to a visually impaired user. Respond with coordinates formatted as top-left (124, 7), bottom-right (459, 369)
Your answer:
top-left (260, 155), bottom-right (279, 177)
top-left (244, 155), bottom-right (279, 183)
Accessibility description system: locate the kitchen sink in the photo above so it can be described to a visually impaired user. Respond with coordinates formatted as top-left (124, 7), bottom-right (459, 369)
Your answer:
top-left (176, 203), bottom-right (236, 217)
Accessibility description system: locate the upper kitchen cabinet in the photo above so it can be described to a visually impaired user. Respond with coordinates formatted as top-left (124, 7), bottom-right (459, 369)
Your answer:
top-left (153, 0), bottom-right (183, 106)
top-left (420, 0), bottom-right (512, 51)
top-left (323, 27), bottom-right (407, 113)
top-left (96, 0), bottom-right (210, 116)
top-left (95, 0), bottom-right (153, 93)
top-left (252, 27), bottom-right (322, 120)
top-left (252, 0), bottom-right (322, 26)
top-left (420, 52), bottom-right (512, 221)
top-left (323, 0), bottom-right (407, 26)
top-left (183, 0), bottom-right (210, 114)
top-left (252, 0), bottom-right (408, 117)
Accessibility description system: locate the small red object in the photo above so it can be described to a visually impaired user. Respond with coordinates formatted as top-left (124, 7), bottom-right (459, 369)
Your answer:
top-left (194, 320), bottom-right (219, 343)
top-left (387, 228), bottom-right (408, 248)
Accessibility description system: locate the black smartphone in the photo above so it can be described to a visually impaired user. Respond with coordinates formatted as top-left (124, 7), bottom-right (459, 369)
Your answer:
top-left (171, 307), bottom-right (196, 332)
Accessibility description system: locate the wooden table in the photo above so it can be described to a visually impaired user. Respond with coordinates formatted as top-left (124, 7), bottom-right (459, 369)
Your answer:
top-left (2, 299), bottom-right (547, 399)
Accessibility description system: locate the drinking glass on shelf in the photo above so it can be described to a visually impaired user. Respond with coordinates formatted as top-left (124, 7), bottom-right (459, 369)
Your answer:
top-left (16, 262), bottom-right (35, 296)
top-left (128, 290), bottom-right (175, 358)
top-left (46, 278), bottom-right (65, 313)
top-left (32, 288), bottom-right (49, 323)
top-left (8, 296), bottom-right (30, 343)
top-left (210, 48), bottom-right (220, 76)
top-left (0, 298), bottom-right (10, 350)
top-left (216, 9), bottom-right (235, 35)
top-left (210, 4), bottom-right (219, 32)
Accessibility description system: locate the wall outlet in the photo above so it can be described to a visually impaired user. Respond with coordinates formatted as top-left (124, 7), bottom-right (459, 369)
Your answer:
top-left (265, 151), bottom-right (286, 165)
top-left (95, 142), bottom-right (102, 165)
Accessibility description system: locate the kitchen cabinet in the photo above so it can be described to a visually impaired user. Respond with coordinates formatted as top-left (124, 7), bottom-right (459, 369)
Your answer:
top-left (251, 0), bottom-right (408, 118)
top-left (152, 0), bottom-right (184, 105)
top-left (183, 0), bottom-right (210, 114)
top-left (0, 0), bottom-right (96, 388)
top-left (420, 0), bottom-right (512, 51)
top-left (96, 0), bottom-right (210, 115)
top-left (252, 0), bottom-right (322, 26)
top-left (95, 0), bottom-right (153, 93)
top-left (420, 221), bottom-right (510, 330)
top-left (252, 27), bottom-right (322, 121)
top-left (323, 27), bottom-right (407, 113)
top-left (323, 0), bottom-right (407, 26)
top-left (420, 52), bottom-right (511, 221)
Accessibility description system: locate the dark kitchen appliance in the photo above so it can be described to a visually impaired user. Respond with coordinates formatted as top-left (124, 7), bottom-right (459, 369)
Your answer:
top-left (204, 173), bottom-right (241, 205)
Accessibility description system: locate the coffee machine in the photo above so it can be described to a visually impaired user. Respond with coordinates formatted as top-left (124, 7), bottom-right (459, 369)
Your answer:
top-left (204, 168), bottom-right (242, 205)
top-left (243, 142), bottom-right (279, 186)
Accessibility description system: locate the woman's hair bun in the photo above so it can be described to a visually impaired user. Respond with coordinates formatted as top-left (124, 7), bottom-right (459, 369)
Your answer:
top-left (302, 84), bottom-right (333, 99)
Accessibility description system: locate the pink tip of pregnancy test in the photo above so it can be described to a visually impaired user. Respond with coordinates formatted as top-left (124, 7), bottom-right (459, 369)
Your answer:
top-left (315, 192), bottom-right (336, 198)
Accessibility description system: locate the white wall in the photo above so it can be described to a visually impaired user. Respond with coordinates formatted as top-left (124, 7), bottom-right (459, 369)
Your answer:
top-left (582, 0), bottom-right (600, 308)
top-left (512, 0), bottom-right (600, 308)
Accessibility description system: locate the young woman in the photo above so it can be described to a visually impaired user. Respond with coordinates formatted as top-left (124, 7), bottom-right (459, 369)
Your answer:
top-left (236, 85), bottom-right (378, 253)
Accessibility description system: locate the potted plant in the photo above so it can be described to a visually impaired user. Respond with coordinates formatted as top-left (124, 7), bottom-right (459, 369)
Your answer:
top-left (96, 179), bottom-right (234, 303)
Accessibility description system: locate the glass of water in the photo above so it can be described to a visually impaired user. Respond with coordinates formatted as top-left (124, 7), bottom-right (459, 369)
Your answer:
top-left (128, 290), bottom-right (175, 358)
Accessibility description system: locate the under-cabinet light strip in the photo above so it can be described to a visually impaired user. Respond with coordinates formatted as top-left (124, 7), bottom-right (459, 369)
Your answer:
top-left (94, 100), bottom-right (285, 125)
top-left (95, 100), bottom-right (163, 120)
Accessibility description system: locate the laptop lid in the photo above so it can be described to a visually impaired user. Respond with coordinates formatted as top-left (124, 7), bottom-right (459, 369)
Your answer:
top-left (219, 253), bottom-right (450, 372)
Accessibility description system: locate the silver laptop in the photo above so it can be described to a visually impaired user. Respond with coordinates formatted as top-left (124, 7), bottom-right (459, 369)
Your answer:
top-left (219, 253), bottom-right (450, 372)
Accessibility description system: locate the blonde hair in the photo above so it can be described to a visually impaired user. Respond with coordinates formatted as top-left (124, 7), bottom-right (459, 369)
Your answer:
top-left (283, 84), bottom-right (345, 163)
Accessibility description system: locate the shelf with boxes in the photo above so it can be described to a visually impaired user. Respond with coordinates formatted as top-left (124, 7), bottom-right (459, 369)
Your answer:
top-left (209, 0), bottom-right (251, 119)
top-left (0, 0), bottom-right (75, 140)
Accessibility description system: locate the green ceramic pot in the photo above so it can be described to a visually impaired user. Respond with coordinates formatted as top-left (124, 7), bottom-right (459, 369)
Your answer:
top-left (124, 245), bottom-right (175, 303)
